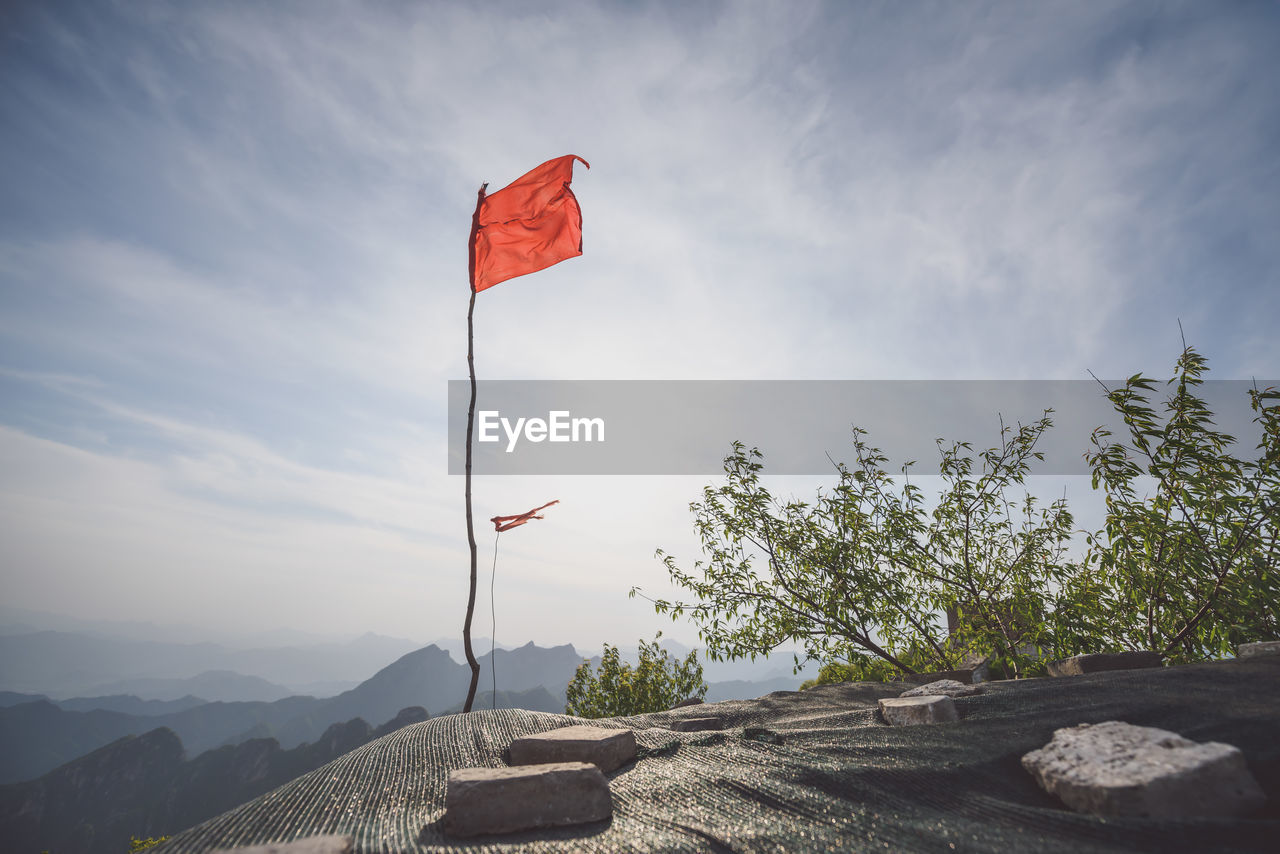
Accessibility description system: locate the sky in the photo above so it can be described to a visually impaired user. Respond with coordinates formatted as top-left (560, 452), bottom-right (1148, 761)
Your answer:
top-left (1, 1), bottom-right (1277, 652)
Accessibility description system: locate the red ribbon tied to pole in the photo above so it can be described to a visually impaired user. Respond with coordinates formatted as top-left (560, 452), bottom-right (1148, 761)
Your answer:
top-left (490, 499), bottom-right (559, 533)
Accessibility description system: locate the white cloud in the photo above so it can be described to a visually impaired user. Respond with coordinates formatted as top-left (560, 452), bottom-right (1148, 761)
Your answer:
top-left (1, 0), bottom-right (1276, 646)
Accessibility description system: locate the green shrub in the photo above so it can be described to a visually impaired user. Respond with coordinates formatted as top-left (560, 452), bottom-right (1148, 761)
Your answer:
top-left (644, 340), bottom-right (1278, 679)
top-left (566, 633), bottom-right (706, 717)
top-left (642, 413), bottom-right (1077, 679)
top-left (1080, 344), bottom-right (1279, 662)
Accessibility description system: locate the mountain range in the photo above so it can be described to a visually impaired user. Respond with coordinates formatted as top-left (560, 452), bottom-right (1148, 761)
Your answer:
top-left (0, 641), bottom-right (581, 783)
top-left (0, 635), bottom-right (808, 784)
top-left (1, 692), bottom-right (211, 716)
top-left (0, 707), bottom-right (429, 854)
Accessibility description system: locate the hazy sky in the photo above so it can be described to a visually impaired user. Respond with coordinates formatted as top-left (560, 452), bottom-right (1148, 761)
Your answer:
top-left (2, 1), bottom-right (1277, 649)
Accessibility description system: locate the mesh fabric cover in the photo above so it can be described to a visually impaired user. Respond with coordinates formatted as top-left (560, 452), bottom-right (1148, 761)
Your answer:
top-left (157, 657), bottom-right (1279, 853)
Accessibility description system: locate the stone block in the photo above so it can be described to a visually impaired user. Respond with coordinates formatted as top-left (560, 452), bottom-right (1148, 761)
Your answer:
top-left (508, 725), bottom-right (636, 773)
top-left (1238, 641), bottom-right (1280, 659)
top-left (444, 762), bottom-right (611, 837)
top-left (671, 696), bottom-right (703, 709)
top-left (960, 653), bottom-right (992, 683)
top-left (1022, 720), bottom-right (1265, 819)
top-left (878, 695), bottom-right (959, 725)
top-left (211, 835), bottom-right (353, 854)
top-left (670, 717), bottom-right (723, 732)
top-left (1045, 651), bottom-right (1161, 677)
top-left (900, 679), bottom-right (981, 698)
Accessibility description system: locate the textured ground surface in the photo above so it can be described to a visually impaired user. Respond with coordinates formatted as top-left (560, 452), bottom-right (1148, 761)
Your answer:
top-left (155, 657), bottom-right (1280, 853)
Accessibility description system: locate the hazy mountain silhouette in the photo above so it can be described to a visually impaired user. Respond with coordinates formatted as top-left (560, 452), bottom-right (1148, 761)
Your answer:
top-left (271, 644), bottom-right (468, 748)
top-left (705, 676), bottom-right (809, 702)
top-left (0, 707), bottom-right (428, 854)
top-left (0, 690), bottom-right (47, 707)
top-left (53, 693), bottom-right (210, 716)
top-left (0, 630), bottom-right (422, 698)
top-left (0, 695), bottom-right (323, 783)
top-left (0, 631), bottom-right (227, 697)
top-left (427, 634), bottom-right (512, 663)
top-left (85, 670), bottom-right (292, 703)
top-left (0, 700), bottom-right (144, 783)
top-left (481, 641), bottom-right (583, 700)
top-left (442, 685), bottom-right (563, 715)
top-left (0, 642), bottom-right (591, 782)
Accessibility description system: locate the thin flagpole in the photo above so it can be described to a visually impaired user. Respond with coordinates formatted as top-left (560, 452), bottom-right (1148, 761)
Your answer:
top-left (491, 528), bottom-right (500, 711)
top-left (462, 182), bottom-right (487, 713)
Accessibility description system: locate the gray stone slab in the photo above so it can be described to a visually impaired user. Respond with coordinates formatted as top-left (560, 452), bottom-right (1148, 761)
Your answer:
top-left (508, 725), bottom-right (636, 773)
top-left (960, 653), bottom-right (992, 683)
top-left (670, 697), bottom-right (704, 709)
top-left (444, 762), bottom-right (611, 837)
top-left (211, 835), bottom-right (353, 854)
top-left (878, 695), bottom-right (959, 725)
top-left (900, 679), bottom-right (981, 698)
top-left (1022, 720), bottom-right (1265, 819)
top-left (1046, 651), bottom-right (1161, 677)
top-left (1238, 641), bottom-right (1280, 659)
top-left (670, 717), bottom-right (722, 732)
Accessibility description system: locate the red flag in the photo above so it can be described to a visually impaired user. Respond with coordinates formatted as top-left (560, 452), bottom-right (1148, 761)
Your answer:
top-left (470, 155), bottom-right (589, 292)
top-left (490, 499), bottom-right (559, 533)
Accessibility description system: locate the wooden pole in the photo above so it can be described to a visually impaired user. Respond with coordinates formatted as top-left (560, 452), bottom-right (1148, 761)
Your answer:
top-left (462, 182), bottom-right (487, 713)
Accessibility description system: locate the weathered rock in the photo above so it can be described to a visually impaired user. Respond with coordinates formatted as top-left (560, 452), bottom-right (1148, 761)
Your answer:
top-left (1238, 641), bottom-right (1280, 660)
top-left (1021, 720), bottom-right (1265, 819)
top-left (508, 725), bottom-right (636, 773)
top-left (900, 679), bottom-right (981, 698)
top-left (670, 717), bottom-right (723, 732)
top-left (671, 697), bottom-right (704, 709)
top-left (878, 695), bottom-right (959, 725)
top-left (900, 668), bottom-right (975, 685)
top-left (1046, 651), bottom-right (1161, 677)
top-left (444, 762), bottom-right (611, 837)
top-left (211, 835), bottom-right (354, 854)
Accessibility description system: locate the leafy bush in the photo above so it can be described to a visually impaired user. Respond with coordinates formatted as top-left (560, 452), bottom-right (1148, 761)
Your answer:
top-left (642, 413), bottom-right (1078, 680)
top-left (1079, 345), bottom-right (1279, 662)
top-left (566, 634), bottom-right (706, 717)
top-left (129, 836), bottom-right (170, 852)
top-left (646, 341), bottom-right (1277, 683)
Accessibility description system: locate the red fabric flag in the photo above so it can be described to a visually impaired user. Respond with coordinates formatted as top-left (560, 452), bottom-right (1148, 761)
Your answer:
top-left (490, 499), bottom-right (559, 533)
top-left (470, 155), bottom-right (589, 292)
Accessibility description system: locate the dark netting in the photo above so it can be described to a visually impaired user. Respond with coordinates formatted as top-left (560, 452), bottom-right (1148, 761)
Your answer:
top-left (156, 657), bottom-right (1280, 853)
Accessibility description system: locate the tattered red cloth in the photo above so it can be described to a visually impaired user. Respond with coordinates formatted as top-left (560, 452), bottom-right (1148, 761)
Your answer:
top-left (470, 155), bottom-right (589, 292)
top-left (490, 499), bottom-right (559, 533)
